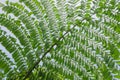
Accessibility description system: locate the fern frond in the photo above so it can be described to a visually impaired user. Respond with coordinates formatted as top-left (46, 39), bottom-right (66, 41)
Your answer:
top-left (0, 50), bottom-right (15, 78)
top-left (0, 15), bottom-right (37, 66)
top-left (0, 29), bottom-right (28, 74)
top-left (0, 0), bottom-right (120, 79)
top-left (2, 5), bottom-right (43, 48)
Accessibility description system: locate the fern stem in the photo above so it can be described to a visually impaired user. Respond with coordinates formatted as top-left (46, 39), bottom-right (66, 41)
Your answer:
top-left (23, 26), bottom-right (74, 79)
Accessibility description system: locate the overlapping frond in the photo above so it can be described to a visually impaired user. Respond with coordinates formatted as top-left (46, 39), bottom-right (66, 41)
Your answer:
top-left (0, 0), bottom-right (120, 80)
top-left (43, 0), bottom-right (120, 80)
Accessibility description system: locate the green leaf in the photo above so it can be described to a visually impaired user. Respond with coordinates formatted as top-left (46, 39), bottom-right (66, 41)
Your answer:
top-left (0, 2), bottom-right (4, 7)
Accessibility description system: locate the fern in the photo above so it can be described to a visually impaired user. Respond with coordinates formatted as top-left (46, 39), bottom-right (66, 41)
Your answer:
top-left (0, 0), bottom-right (120, 80)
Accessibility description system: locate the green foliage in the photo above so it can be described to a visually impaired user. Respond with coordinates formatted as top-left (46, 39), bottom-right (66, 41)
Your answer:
top-left (0, 0), bottom-right (120, 80)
